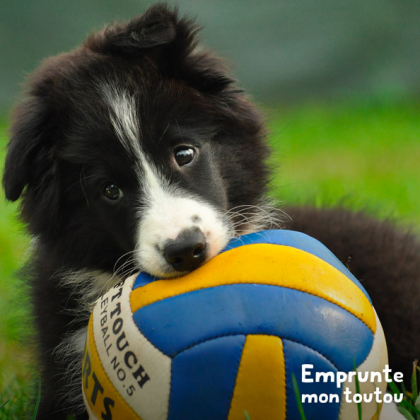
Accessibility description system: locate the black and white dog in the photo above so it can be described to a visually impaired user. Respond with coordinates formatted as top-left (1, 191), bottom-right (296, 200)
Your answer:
top-left (3, 4), bottom-right (419, 419)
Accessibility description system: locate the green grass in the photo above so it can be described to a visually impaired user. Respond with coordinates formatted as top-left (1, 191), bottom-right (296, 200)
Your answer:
top-left (267, 98), bottom-right (420, 229)
top-left (292, 373), bottom-right (308, 420)
top-left (1, 98), bottom-right (420, 418)
top-left (0, 120), bottom-right (34, 419)
top-left (389, 361), bottom-right (420, 420)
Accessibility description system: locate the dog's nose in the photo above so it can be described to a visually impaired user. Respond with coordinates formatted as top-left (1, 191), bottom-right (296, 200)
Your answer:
top-left (163, 228), bottom-right (207, 272)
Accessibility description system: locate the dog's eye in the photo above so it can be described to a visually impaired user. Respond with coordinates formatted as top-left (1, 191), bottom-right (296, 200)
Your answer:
top-left (103, 184), bottom-right (123, 201)
top-left (174, 146), bottom-right (196, 167)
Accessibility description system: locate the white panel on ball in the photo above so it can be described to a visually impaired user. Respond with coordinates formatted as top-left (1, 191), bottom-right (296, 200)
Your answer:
top-left (92, 274), bottom-right (172, 420)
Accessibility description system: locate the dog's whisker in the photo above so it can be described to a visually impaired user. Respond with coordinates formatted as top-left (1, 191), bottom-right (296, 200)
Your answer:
top-left (112, 258), bottom-right (138, 279)
top-left (112, 250), bottom-right (138, 274)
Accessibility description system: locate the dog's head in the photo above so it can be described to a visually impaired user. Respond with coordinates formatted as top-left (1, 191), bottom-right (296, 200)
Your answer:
top-left (3, 4), bottom-right (271, 277)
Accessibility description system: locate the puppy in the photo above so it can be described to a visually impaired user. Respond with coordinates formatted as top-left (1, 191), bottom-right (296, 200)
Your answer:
top-left (3, 4), bottom-right (419, 419)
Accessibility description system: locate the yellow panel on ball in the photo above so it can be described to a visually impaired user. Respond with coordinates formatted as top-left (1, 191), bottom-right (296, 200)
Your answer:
top-left (130, 244), bottom-right (376, 333)
top-left (228, 335), bottom-right (286, 420)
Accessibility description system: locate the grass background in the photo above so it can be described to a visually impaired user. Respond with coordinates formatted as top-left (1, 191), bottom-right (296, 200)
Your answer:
top-left (0, 97), bottom-right (419, 418)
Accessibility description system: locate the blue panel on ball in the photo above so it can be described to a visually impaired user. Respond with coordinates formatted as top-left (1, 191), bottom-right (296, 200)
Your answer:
top-left (223, 230), bottom-right (370, 302)
top-left (133, 272), bottom-right (158, 290)
top-left (283, 339), bottom-right (340, 420)
top-left (133, 285), bottom-right (373, 371)
top-left (168, 335), bottom-right (245, 420)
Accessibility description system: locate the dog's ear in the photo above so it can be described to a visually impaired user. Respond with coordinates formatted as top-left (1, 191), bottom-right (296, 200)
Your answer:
top-left (86, 4), bottom-right (181, 55)
top-left (86, 4), bottom-right (234, 94)
top-left (2, 96), bottom-right (55, 202)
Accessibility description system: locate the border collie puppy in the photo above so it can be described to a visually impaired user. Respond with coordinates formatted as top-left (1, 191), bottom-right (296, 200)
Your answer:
top-left (3, 4), bottom-right (419, 419)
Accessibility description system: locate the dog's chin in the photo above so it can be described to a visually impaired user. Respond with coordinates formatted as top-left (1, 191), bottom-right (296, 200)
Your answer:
top-left (140, 259), bottom-right (203, 280)
top-left (158, 269), bottom-right (191, 279)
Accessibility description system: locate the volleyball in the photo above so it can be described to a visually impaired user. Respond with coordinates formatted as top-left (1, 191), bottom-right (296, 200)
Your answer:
top-left (82, 230), bottom-right (388, 420)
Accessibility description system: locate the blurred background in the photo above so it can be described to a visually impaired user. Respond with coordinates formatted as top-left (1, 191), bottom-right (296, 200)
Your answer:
top-left (1, 0), bottom-right (420, 110)
top-left (0, 1), bottom-right (419, 418)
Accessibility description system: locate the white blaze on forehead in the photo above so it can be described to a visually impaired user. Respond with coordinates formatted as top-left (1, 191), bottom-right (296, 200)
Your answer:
top-left (102, 84), bottom-right (142, 161)
top-left (102, 83), bottom-right (231, 277)
top-left (102, 83), bottom-right (165, 190)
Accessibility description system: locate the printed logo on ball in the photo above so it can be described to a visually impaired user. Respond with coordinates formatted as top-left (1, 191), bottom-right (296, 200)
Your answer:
top-left (82, 276), bottom-right (171, 420)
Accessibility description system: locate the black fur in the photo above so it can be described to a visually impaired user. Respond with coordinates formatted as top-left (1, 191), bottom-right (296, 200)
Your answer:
top-left (2, 4), bottom-right (419, 419)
